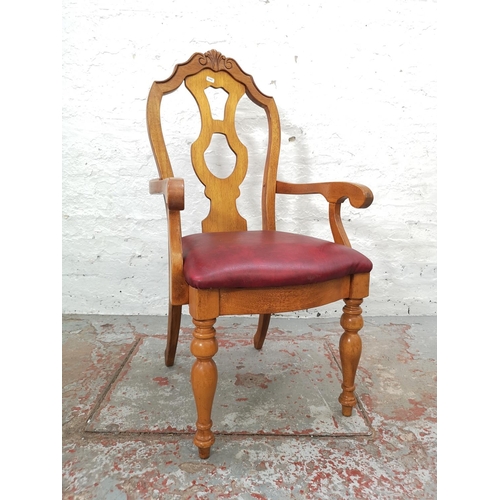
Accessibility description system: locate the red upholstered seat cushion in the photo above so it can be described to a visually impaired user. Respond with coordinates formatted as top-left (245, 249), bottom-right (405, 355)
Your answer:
top-left (182, 230), bottom-right (372, 289)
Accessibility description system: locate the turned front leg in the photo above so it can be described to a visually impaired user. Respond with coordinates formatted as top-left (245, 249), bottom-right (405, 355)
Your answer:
top-left (338, 298), bottom-right (363, 416)
top-left (190, 318), bottom-right (218, 459)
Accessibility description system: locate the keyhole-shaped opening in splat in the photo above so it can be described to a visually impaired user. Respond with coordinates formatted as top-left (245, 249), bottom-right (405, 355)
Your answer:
top-left (204, 133), bottom-right (236, 180)
top-left (204, 87), bottom-right (228, 121)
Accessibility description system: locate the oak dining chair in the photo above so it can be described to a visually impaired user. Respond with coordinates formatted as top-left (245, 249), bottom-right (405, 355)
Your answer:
top-left (147, 50), bottom-right (374, 458)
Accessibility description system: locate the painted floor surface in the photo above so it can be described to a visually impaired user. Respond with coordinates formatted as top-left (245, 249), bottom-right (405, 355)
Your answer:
top-left (62, 315), bottom-right (437, 499)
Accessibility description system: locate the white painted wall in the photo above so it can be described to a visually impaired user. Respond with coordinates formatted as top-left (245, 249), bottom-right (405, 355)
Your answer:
top-left (62, 0), bottom-right (437, 317)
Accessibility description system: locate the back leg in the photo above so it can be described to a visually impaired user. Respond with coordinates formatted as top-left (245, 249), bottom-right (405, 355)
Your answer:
top-left (253, 313), bottom-right (271, 349)
top-left (165, 302), bottom-right (182, 367)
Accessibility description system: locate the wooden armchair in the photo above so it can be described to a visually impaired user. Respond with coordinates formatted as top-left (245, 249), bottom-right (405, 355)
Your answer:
top-left (147, 50), bottom-right (374, 459)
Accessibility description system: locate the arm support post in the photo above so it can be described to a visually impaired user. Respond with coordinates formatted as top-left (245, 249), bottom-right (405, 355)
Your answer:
top-left (276, 180), bottom-right (373, 247)
top-left (149, 177), bottom-right (188, 304)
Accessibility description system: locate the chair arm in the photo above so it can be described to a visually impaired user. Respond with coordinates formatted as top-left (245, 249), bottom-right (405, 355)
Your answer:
top-left (275, 180), bottom-right (373, 247)
top-left (149, 177), bottom-right (188, 304)
top-left (276, 180), bottom-right (373, 208)
top-left (149, 177), bottom-right (185, 211)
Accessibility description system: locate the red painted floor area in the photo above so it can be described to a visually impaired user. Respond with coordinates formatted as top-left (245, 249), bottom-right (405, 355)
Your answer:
top-left (62, 314), bottom-right (437, 499)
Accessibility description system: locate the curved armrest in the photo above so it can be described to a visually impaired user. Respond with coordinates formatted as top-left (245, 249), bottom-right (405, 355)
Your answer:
top-left (149, 177), bottom-right (185, 211)
top-left (275, 180), bottom-right (373, 247)
top-left (276, 180), bottom-right (373, 208)
top-left (149, 177), bottom-right (188, 304)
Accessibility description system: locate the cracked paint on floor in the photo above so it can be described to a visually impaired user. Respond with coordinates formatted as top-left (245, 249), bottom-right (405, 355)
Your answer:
top-left (62, 315), bottom-right (437, 499)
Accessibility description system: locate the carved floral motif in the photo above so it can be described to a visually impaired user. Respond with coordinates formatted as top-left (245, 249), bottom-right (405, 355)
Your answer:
top-left (199, 49), bottom-right (233, 71)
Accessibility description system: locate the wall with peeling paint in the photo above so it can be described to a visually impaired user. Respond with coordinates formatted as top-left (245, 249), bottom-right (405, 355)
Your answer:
top-left (62, 0), bottom-right (437, 316)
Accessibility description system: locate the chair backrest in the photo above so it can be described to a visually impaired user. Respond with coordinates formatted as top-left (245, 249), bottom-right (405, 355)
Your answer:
top-left (147, 50), bottom-right (281, 233)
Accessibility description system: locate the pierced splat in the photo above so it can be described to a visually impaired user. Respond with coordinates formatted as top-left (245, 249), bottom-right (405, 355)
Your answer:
top-left (185, 69), bottom-right (248, 233)
top-left (204, 87), bottom-right (228, 121)
top-left (204, 133), bottom-right (237, 180)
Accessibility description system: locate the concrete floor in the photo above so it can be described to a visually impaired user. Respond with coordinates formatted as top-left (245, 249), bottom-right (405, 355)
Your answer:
top-left (62, 314), bottom-right (437, 499)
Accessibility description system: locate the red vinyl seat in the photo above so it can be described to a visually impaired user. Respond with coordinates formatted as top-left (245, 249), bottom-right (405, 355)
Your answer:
top-left (183, 230), bottom-right (373, 289)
